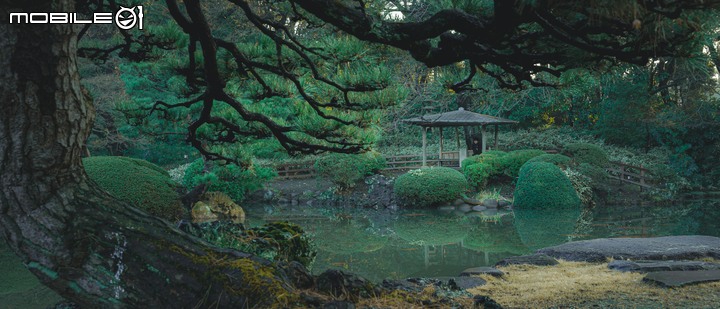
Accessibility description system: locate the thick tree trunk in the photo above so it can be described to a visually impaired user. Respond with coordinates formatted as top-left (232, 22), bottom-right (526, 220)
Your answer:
top-left (0, 1), bottom-right (291, 308)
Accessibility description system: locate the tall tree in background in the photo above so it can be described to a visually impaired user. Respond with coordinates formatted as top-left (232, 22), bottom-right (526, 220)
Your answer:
top-left (2, 0), bottom-right (720, 307)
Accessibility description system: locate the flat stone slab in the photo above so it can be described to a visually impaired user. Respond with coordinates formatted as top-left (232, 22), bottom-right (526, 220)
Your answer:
top-left (609, 260), bottom-right (720, 273)
top-left (536, 236), bottom-right (720, 262)
top-left (643, 270), bottom-right (720, 287)
top-left (460, 267), bottom-right (504, 277)
top-left (433, 276), bottom-right (487, 290)
top-left (495, 254), bottom-right (559, 267)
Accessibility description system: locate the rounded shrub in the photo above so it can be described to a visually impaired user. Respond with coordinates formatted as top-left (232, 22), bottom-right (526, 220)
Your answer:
top-left (83, 156), bottom-right (183, 220)
top-left (513, 162), bottom-right (581, 209)
top-left (526, 154), bottom-right (572, 168)
top-left (394, 167), bottom-right (467, 207)
top-left (314, 152), bottom-right (386, 188)
top-left (462, 151), bottom-right (507, 188)
top-left (562, 143), bottom-right (609, 167)
top-left (500, 149), bottom-right (546, 178)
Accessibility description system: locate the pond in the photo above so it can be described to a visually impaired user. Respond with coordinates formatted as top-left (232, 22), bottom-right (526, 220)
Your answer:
top-left (243, 199), bottom-right (720, 282)
top-left (2, 199), bottom-right (719, 306)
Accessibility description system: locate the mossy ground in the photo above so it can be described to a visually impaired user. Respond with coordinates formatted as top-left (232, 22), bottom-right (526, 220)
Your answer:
top-left (469, 260), bottom-right (720, 308)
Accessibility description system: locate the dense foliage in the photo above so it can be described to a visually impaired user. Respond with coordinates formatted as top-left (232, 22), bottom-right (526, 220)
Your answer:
top-left (314, 152), bottom-right (386, 188)
top-left (182, 158), bottom-right (276, 202)
top-left (562, 143), bottom-right (610, 167)
top-left (514, 162), bottom-right (582, 209)
top-left (83, 156), bottom-right (183, 220)
top-left (394, 167), bottom-right (468, 207)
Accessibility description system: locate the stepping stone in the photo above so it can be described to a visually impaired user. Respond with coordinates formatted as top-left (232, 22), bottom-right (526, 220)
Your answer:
top-left (537, 235), bottom-right (720, 262)
top-left (432, 276), bottom-right (487, 290)
top-left (643, 270), bottom-right (720, 287)
top-left (609, 260), bottom-right (720, 273)
top-left (460, 267), bottom-right (504, 277)
top-left (457, 204), bottom-right (472, 212)
top-left (472, 205), bottom-right (487, 212)
top-left (495, 254), bottom-right (559, 267)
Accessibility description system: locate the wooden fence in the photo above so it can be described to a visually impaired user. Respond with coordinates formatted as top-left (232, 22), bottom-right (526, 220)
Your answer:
top-left (274, 154), bottom-right (656, 190)
top-left (606, 161), bottom-right (653, 189)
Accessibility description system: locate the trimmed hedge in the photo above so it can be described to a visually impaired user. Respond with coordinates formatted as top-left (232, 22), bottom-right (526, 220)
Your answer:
top-left (501, 149), bottom-right (546, 178)
top-left (526, 154), bottom-right (572, 168)
top-left (461, 149), bottom-right (544, 188)
top-left (394, 167), bottom-right (467, 207)
top-left (562, 143), bottom-right (609, 167)
top-left (83, 156), bottom-right (183, 220)
top-left (513, 162), bottom-right (581, 209)
top-left (315, 152), bottom-right (386, 188)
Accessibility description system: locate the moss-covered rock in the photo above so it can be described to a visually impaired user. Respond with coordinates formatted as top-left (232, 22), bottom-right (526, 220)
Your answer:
top-left (562, 143), bottom-right (609, 167)
top-left (394, 167), bottom-right (467, 207)
top-left (514, 162), bottom-right (581, 209)
top-left (315, 152), bottom-right (386, 188)
top-left (83, 156), bottom-right (183, 220)
top-left (191, 191), bottom-right (245, 223)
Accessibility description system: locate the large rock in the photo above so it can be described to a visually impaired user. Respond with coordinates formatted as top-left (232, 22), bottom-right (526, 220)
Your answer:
top-left (537, 236), bottom-right (720, 262)
top-left (460, 267), bottom-right (504, 277)
top-left (495, 254), bottom-right (559, 267)
top-left (191, 192), bottom-right (245, 223)
top-left (643, 270), bottom-right (720, 287)
top-left (608, 260), bottom-right (720, 273)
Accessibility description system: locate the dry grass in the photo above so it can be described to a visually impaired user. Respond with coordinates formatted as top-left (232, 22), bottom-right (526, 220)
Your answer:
top-left (468, 260), bottom-right (720, 308)
top-left (356, 285), bottom-right (474, 309)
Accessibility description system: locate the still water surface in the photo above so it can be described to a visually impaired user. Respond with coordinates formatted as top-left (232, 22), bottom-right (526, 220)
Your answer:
top-left (2, 200), bottom-right (718, 307)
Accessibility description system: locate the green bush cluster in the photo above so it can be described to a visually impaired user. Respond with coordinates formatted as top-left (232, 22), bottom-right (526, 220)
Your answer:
top-left (183, 158), bottom-right (276, 202)
top-left (526, 154), bottom-right (572, 168)
top-left (513, 162), bottom-right (581, 209)
top-left (83, 156), bottom-right (183, 220)
top-left (562, 143), bottom-right (610, 167)
top-left (314, 152), bottom-right (386, 188)
top-left (461, 149), bottom-right (544, 188)
top-left (394, 167), bottom-right (467, 207)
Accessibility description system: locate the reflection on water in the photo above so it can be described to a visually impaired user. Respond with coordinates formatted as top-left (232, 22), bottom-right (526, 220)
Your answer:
top-left (1, 199), bottom-right (719, 305)
top-left (245, 199), bottom-right (720, 282)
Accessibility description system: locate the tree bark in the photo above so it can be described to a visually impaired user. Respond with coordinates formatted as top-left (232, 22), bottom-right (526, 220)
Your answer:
top-left (0, 1), bottom-right (291, 308)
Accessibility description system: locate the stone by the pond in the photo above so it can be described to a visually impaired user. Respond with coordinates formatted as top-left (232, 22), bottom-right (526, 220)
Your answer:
top-left (537, 235), bottom-right (720, 262)
top-left (432, 276), bottom-right (487, 290)
top-left (457, 204), bottom-right (473, 212)
top-left (498, 200), bottom-right (511, 207)
top-left (495, 254), bottom-right (559, 267)
top-left (460, 267), bottom-right (504, 277)
top-left (472, 205), bottom-right (487, 212)
top-left (608, 260), bottom-right (720, 273)
top-left (482, 199), bottom-right (499, 208)
top-left (453, 198), bottom-right (466, 206)
top-left (438, 205), bottom-right (456, 212)
top-left (643, 270), bottom-right (720, 287)
top-left (481, 209), bottom-right (498, 216)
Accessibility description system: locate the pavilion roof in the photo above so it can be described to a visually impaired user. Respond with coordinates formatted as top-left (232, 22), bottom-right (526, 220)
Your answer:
top-left (402, 107), bottom-right (518, 127)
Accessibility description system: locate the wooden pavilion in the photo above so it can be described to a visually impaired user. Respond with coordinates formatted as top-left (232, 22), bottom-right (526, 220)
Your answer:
top-left (402, 107), bottom-right (518, 167)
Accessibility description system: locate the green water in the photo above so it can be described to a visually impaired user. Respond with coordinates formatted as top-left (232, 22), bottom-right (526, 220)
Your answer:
top-left (2, 200), bottom-right (719, 306)
top-left (244, 199), bottom-right (720, 282)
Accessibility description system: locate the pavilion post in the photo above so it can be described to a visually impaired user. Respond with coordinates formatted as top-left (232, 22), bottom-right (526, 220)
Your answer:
top-left (494, 124), bottom-right (499, 149)
top-left (481, 125), bottom-right (487, 153)
top-left (438, 127), bottom-right (444, 166)
top-left (422, 126), bottom-right (427, 167)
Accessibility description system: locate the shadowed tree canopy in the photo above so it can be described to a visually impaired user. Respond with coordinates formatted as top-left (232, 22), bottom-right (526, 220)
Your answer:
top-left (2, 0), bottom-right (720, 307)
